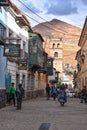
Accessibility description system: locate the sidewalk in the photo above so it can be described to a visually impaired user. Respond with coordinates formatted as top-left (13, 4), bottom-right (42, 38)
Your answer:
top-left (0, 97), bottom-right (87, 130)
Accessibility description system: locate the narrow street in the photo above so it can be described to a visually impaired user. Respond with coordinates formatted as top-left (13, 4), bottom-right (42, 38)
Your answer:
top-left (0, 97), bottom-right (87, 130)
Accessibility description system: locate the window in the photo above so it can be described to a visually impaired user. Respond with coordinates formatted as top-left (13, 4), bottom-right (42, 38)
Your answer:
top-left (52, 43), bottom-right (55, 48)
top-left (0, 24), bottom-right (6, 38)
top-left (9, 29), bottom-right (13, 37)
top-left (85, 77), bottom-right (87, 86)
top-left (0, 7), bottom-right (2, 13)
top-left (23, 41), bottom-right (26, 51)
top-left (54, 52), bottom-right (58, 57)
top-left (57, 43), bottom-right (60, 48)
top-left (30, 46), bottom-right (37, 53)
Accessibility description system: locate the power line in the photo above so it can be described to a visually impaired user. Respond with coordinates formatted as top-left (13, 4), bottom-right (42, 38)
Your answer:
top-left (23, 12), bottom-right (66, 34)
top-left (17, 0), bottom-right (67, 34)
top-left (16, 0), bottom-right (64, 34)
top-left (16, 0), bottom-right (81, 37)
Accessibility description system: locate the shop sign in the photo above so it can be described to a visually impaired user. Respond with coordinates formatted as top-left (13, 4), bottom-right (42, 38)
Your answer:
top-left (4, 44), bottom-right (20, 57)
top-left (0, 0), bottom-right (10, 6)
top-left (18, 59), bottom-right (27, 70)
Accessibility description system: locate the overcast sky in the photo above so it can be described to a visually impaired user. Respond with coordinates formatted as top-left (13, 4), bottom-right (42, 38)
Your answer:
top-left (13, 0), bottom-right (87, 28)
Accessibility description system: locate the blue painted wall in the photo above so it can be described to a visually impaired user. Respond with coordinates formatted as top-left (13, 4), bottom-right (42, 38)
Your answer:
top-left (0, 47), bottom-right (6, 88)
top-left (0, 7), bottom-right (7, 88)
top-left (0, 7), bottom-right (7, 25)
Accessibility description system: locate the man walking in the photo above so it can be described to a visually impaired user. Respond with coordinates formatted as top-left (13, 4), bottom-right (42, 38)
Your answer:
top-left (9, 82), bottom-right (16, 106)
top-left (80, 86), bottom-right (87, 103)
top-left (46, 83), bottom-right (51, 100)
top-left (16, 83), bottom-right (25, 110)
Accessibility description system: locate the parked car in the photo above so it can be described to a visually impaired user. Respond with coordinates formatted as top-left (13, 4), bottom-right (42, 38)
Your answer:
top-left (66, 91), bottom-right (76, 98)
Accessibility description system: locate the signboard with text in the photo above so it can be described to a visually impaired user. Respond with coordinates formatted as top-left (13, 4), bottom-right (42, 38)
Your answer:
top-left (4, 44), bottom-right (20, 57)
top-left (0, 0), bottom-right (10, 6)
top-left (18, 59), bottom-right (27, 70)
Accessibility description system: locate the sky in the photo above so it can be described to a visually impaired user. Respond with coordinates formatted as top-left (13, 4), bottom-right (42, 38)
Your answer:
top-left (13, 0), bottom-right (87, 28)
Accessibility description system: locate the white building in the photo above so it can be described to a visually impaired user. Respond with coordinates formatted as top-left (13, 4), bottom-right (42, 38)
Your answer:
top-left (5, 1), bottom-right (32, 97)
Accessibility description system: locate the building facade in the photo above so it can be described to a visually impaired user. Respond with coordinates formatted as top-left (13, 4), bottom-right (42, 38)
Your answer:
top-left (76, 17), bottom-right (87, 90)
top-left (0, 0), bottom-right (10, 108)
top-left (0, 0), bottom-right (53, 108)
top-left (50, 38), bottom-right (63, 80)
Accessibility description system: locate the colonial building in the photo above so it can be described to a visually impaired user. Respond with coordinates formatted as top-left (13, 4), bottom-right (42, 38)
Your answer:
top-left (0, 0), bottom-right (54, 108)
top-left (0, 1), bottom-right (8, 108)
top-left (76, 16), bottom-right (87, 90)
top-left (5, 0), bottom-right (32, 99)
top-left (50, 38), bottom-right (63, 80)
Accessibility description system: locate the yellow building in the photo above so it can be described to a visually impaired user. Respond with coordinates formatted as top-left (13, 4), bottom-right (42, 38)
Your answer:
top-left (77, 17), bottom-right (87, 89)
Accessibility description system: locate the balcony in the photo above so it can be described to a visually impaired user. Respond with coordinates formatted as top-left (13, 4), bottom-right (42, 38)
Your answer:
top-left (15, 15), bottom-right (28, 27)
top-left (0, 0), bottom-right (10, 6)
top-left (47, 57), bottom-right (54, 75)
top-left (0, 24), bottom-right (6, 45)
top-left (28, 32), bottom-right (43, 71)
top-left (77, 64), bottom-right (81, 71)
top-left (38, 51), bottom-right (48, 74)
top-left (17, 49), bottom-right (28, 70)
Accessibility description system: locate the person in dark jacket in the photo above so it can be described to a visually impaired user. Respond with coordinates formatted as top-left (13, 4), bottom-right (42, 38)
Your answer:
top-left (16, 83), bottom-right (25, 110)
top-left (80, 86), bottom-right (87, 103)
top-left (58, 84), bottom-right (67, 103)
top-left (46, 83), bottom-right (51, 100)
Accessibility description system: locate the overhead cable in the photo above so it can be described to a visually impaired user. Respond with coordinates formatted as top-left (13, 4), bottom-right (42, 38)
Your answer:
top-left (16, 0), bottom-right (81, 37)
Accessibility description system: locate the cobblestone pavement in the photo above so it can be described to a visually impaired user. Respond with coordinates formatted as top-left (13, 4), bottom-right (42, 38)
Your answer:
top-left (0, 97), bottom-right (87, 130)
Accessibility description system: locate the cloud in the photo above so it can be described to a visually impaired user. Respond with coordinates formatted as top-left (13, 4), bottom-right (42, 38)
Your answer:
top-left (81, 0), bottom-right (87, 5)
top-left (23, 1), bottom-right (41, 13)
top-left (46, 0), bottom-right (78, 15)
top-left (13, 0), bottom-right (41, 14)
top-left (13, 0), bottom-right (85, 27)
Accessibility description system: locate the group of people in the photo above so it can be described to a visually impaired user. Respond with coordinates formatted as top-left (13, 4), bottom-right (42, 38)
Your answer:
top-left (45, 83), bottom-right (67, 102)
top-left (7, 83), bottom-right (25, 110)
top-left (46, 83), bottom-right (87, 105)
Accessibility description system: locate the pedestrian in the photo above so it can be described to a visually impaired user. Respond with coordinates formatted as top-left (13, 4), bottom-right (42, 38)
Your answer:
top-left (46, 83), bottom-right (50, 100)
top-left (16, 83), bottom-right (25, 110)
top-left (6, 86), bottom-right (11, 105)
top-left (9, 82), bottom-right (16, 106)
top-left (51, 85), bottom-right (57, 100)
top-left (80, 86), bottom-right (87, 103)
top-left (58, 85), bottom-right (67, 103)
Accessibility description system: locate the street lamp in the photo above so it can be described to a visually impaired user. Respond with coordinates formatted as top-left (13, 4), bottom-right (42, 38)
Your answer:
top-left (77, 64), bottom-right (81, 71)
top-left (81, 53), bottom-right (85, 64)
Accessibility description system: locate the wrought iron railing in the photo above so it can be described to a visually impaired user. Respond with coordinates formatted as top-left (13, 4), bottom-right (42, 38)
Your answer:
top-left (0, 24), bottom-right (6, 41)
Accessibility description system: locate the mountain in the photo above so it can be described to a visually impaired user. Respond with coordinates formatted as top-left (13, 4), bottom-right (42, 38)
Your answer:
top-left (33, 19), bottom-right (81, 38)
top-left (33, 19), bottom-right (82, 69)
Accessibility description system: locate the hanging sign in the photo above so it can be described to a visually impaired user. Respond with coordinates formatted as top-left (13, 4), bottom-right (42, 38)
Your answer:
top-left (18, 59), bottom-right (27, 70)
top-left (0, 0), bottom-right (10, 6)
top-left (4, 44), bottom-right (20, 57)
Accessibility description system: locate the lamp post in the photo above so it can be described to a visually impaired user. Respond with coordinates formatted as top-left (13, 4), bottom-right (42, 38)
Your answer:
top-left (81, 53), bottom-right (85, 64)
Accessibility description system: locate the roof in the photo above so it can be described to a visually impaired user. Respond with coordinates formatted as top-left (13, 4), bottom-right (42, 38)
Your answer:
top-left (78, 16), bottom-right (87, 47)
top-left (33, 32), bottom-right (44, 42)
top-left (8, 0), bottom-right (33, 31)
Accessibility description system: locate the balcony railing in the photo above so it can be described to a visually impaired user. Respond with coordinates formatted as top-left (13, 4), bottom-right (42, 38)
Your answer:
top-left (17, 49), bottom-right (28, 70)
top-left (0, 0), bottom-right (10, 6)
top-left (0, 24), bottom-right (6, 43)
